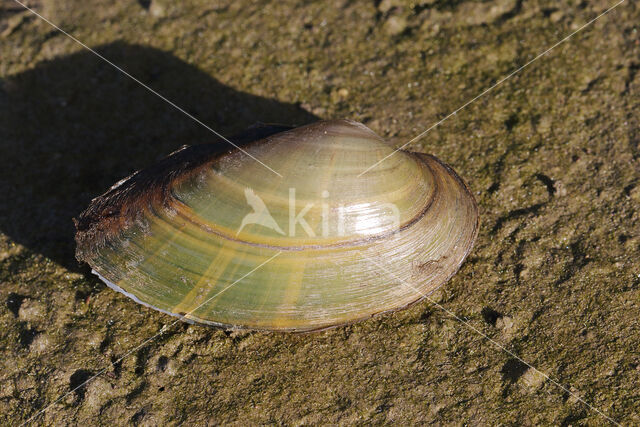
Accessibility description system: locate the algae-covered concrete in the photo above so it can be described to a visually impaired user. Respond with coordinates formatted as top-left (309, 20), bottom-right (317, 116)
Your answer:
top-left (1, 0), bottom-right (639, 424)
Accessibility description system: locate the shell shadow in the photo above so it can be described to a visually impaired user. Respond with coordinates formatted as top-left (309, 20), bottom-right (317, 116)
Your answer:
top-left (0, 41), bottom-right (318, 271)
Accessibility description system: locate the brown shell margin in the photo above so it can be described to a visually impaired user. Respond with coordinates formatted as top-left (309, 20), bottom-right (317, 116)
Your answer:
top-left (74, 124), bottom-right (294, 263)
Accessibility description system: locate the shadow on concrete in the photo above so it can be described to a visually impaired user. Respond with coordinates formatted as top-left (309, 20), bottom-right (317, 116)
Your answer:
top-left (0, 41), bottom-right (317, 271)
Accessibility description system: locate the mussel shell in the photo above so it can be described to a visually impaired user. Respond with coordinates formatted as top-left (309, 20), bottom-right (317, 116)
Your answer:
top-left (75, 120), bottom-right (478, 332)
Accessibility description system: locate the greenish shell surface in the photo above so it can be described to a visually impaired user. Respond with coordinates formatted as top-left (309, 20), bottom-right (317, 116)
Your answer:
top-left (75, 120), bottom-right (478, 331)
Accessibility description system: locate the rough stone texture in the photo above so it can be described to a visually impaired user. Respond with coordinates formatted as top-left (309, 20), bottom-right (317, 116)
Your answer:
top-left (1, 0), bottom-right (639, 424)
